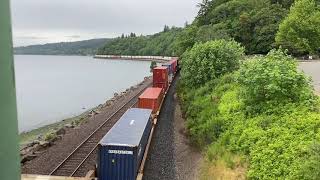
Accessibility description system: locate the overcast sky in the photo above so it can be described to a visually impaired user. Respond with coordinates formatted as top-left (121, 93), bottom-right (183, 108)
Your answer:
top-left (10, 0), bottom-right (199, 47)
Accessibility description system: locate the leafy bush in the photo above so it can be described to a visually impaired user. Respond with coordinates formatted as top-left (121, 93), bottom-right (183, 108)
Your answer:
top-left (178, 73), bottom-right (243, 146)
top-left (237, 49), bottom-right (317, 114)
top-left (181, 39), bottom-right (244, 88)
top-left (295, 142), bottom-right (320, 179)
top-left (224, 110), bottom-right (320, 179)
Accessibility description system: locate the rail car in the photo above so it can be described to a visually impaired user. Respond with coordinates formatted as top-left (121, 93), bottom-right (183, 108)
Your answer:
top-left (21, 58), bottom-right (179, 180)
top-left (96, 58), bottom-right (179, 180)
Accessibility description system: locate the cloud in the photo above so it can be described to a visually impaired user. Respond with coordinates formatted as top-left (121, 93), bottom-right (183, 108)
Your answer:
top-left (64, 35), bottom-right (81, 39)
top-left (10, 0), bottom-right (199, 46)
top-left (17, 36), bottom-right (48, 40)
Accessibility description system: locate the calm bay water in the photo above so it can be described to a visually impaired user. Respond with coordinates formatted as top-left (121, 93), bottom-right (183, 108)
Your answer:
top-left (14, 55), bottom-right (151, 133)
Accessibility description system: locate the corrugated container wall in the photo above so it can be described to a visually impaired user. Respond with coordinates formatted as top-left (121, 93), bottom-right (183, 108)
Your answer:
top-left (153, 67), bottom-right (168, 92)
top-left (162, 63), bottom-right (172, 75)
top-left (98, 108), bottom-right (152, 180)
top-left (169, 59), bottom-right (178, 73)
top-left (138, 87), bottom-right (163, 113)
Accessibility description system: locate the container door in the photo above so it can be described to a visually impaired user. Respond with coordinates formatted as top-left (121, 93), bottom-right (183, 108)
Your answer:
top-left (99, 146), bottom-right (137, 180)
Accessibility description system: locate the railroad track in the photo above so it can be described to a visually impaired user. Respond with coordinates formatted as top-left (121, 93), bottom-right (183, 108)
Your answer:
top-left (49, 84), bottom-right (150, 177)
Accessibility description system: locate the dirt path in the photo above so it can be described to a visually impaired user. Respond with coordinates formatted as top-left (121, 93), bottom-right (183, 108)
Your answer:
top-left (143, 74), bottom-right (202, 180)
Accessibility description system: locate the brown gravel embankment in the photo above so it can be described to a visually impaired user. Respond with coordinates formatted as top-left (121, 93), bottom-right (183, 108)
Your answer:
top-left (143, 74), bottom-right (202, 180)
top-left (22, 77), bottom-right (152, 175)
top-left (173, 99), bottom-right (202, 180)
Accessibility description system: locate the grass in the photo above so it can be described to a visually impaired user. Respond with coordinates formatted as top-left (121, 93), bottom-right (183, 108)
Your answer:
top-left (200, 155), bottom-right (247, 180)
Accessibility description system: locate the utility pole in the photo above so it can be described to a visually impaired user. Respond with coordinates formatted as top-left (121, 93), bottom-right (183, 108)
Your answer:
top-left (0, 0), bottom-right (21, 179)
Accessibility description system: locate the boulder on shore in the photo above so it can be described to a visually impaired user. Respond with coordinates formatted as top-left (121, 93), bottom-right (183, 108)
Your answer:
top-left (64, 124), bottom-right (74, 128)
top-left (56, 128), bottom-right (66, 136)
top-left (21, 154), bottom-right (37, 163)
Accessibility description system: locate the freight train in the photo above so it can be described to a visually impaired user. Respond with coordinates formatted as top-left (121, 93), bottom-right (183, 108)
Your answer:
top-left (97, 58), bottom-right (179, 180)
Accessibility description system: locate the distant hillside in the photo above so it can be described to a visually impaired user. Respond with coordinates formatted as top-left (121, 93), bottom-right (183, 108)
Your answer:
top-left (14, 38), bottom-right (111, 56)
top-left (97, 27), bottom-right (183, 56)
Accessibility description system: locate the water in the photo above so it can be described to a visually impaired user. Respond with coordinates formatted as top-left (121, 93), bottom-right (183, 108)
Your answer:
top-left (14, 55), bottom-right (151, 133)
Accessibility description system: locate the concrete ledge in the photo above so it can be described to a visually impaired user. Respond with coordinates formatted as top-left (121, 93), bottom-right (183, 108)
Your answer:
top-left (21, 174), bottom-right (95, 180)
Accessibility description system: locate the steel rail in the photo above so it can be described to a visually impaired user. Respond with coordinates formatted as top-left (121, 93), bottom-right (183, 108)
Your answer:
top-left (70, 101), bottom-right (137, 177)
top-left (49, 83), bottom-right (150, 176)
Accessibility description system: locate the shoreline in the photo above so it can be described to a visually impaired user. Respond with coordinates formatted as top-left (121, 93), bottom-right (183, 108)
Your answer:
top-left (20, 76), bottom-right (151, 146)
top-left (94, 55), bottom-right (177, 63)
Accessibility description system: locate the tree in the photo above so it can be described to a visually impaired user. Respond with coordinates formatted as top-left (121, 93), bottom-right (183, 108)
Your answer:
top-left (270, 0), bottom-right (294, 8)
top-left (174, 25), bottom-right (198, 56)
top-left (129, 33), bottom-right (136, 38)
top-left (246, 4), bottom-right (287, 54)
top-left (163, 25), bottom-right (170, 32)
top-left (150, 61), bottom-right (157, 72)
top-left (276, 0), bottom-right (320, 55)
top-left (195, 23), bottom-right (231, 43)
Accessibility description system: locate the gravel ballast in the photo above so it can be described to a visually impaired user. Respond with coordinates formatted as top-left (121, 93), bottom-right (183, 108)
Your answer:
top-left (143, 74), bottom-right (202, 180)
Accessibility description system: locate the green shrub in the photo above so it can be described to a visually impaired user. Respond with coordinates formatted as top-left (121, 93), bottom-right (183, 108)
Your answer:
top-left (181, 39), bottom-right (244, 87)
top-left (44, 132), bottom-right (56, 141)
top-left (237, 49), bottom-right (317, 114)
top-left (294, 142), bottom-right (320, 179)
top-left (180, 73), bottom-right (242, 146)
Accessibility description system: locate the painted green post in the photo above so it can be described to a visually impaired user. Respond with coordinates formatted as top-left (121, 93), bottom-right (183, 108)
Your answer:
top-left (0, 0), bottom-right (21, 179)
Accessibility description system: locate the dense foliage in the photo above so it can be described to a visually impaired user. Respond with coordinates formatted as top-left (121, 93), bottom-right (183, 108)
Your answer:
top-left (178, 48), bottom-right (320, 179)
top-left (14, 38), bottom-right (110, 55)
top-left (97, 27), bottom-right (183, 56)
top-left (276, 0), bottom-right (320, 55)
top-left (181, 40), bottom-right (244, 87)
top-left (175, 0), bottom-right (289, 55)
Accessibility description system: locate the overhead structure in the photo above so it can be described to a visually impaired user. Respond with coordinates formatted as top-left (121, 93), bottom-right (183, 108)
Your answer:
top-left (0, 0), bottom-right (21, 179)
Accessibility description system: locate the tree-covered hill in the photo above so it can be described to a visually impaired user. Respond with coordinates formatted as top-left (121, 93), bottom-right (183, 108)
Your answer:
top-left (97, 27), bottom-right (183, 56)
top-left (14, 38), bottom-right (111, 56)
top-left (98, 0), bottom-right (293, 56)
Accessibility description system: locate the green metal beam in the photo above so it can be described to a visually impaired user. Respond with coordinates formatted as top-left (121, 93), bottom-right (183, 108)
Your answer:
top-left (0, 0), bottom-right (21, 179)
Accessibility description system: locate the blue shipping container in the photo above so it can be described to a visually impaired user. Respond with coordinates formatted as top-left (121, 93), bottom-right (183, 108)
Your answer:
top-left (162, 63), bottom-right (172, 75)
top-left (98, 108), bottom-right (152, 180)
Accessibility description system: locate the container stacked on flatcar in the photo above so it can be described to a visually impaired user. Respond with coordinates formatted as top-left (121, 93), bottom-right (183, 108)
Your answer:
top-left (138, 87), bottom-right (164, 114)
top-left (169, 59), bottom-right (178, 74)
top-left (153, 66), bottom-right (169, 92)
top-left (98, 108), bottom-right (152, 180)
top-left (97, 58), bottom-right (179, 180)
